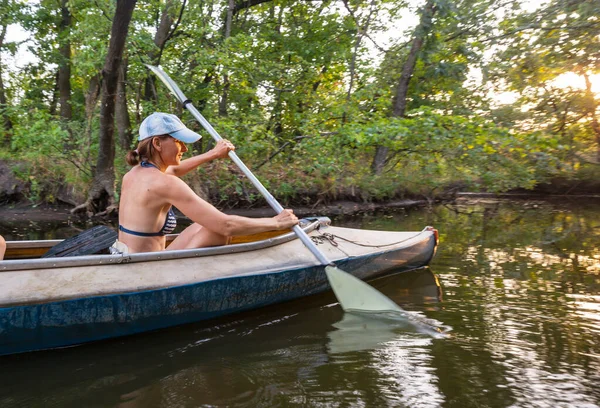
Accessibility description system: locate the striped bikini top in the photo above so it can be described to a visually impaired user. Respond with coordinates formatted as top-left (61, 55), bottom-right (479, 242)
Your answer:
top-left (118, 161), bottom-right (177, 237)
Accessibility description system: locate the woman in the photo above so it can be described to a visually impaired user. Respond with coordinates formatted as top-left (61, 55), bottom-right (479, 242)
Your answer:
top-left (118, 112), bottom-right (298, 254)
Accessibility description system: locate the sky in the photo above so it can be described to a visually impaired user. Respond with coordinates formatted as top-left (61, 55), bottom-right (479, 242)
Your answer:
top-left (5, 24), bottom-right (36, 68)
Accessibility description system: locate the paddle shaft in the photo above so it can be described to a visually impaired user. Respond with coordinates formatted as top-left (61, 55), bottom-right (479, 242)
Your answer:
top-left (146, 65), bottom-right (331, 266)
top-left (186, 104), bottom-right (331, 265)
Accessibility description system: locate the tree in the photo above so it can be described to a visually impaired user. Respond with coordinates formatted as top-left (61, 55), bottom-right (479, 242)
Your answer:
top-left (116, 58), bottom-right (133, 150)
top-left (57, 0), bottom-right (72, 122)
top-left (490, 0), bottom-right (600, 163)
top-left (1, 0), bottom-right (593, 206)
top-left (142, 0), bottom-right (186, 103)
top-left (0, 23), bottom-right (13, 142)
top-left (218, 0), bottom-right (234, 117)
top-left (371, 0), bottom-right (437, 174)
top-left (583, 72), bottom-right (600, 163)
top-left (0, 0), bottom-right (23, 143)
top-left (73, 0), bottom-right (137, 215)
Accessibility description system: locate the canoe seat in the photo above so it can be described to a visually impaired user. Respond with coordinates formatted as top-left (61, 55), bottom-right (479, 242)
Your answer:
top-left (42, 225), bottom-right (118, 258)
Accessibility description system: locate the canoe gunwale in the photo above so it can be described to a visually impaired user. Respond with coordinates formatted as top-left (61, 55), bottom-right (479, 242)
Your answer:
top-left (0, 227), bottom-right (436, 309)
top-left (0, 219), bottom-right (326, 272)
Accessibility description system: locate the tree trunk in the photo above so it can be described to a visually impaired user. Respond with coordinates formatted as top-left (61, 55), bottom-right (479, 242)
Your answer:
top-left (371, 0), bottom-right (437, 174)
top-left (116, 58), bottom-right (133, 150)
top-left (73, 0), bottom-right (137, 216)
top-left (49, 71), bottom-right (59, 116)
top-left (218, 0), bottom-right (235, 117)
top-left (195, 72), bottom-right (213, 113)
top-left (83, 73), bottom-right (101, 165)
top-left (583, 72), bottom-right (600, 163)
top-left (85, 75), bottom-right (101, 125)
top-left (144, 0), bottom-right (177, 102)
top-left (85, 75), bottom-right (101, 123)
top-left (58, 0), bottom-right (72, 122)
top-left (0, 24), bottom-right (13, 144)
top-left (342, 0), bottom-right (376, 104)
top-left (591, 113), bottom-right (600, 163)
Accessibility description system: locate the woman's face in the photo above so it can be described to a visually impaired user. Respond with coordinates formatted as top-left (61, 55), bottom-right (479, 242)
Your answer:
top-left (170, 137), bottom-right (188, 164)
top-left (155, 136), bottom-right (188, 165)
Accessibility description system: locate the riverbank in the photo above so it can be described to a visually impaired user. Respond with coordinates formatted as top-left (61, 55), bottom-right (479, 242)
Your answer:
top-left (0, 198), bottom-right (430, 224)
top-left (1, 192), bottom-right (599, 225)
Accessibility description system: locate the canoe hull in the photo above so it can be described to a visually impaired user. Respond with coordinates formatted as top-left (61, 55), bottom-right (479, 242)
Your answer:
top-left (0, 224), bottom-right (437, 356)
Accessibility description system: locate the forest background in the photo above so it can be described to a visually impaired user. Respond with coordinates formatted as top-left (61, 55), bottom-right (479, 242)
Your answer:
top-left (0, 0), bottom-right (598, 215)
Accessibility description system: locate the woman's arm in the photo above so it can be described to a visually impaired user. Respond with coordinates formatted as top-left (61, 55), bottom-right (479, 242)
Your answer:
top-left (164, 176), bottom-right (298, 236)
top-left (166, 139), bottom-right (235, 177)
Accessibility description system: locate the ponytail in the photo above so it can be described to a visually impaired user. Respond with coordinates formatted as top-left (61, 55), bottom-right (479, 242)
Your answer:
top-left (125, 149), bottom-right (141, 166)
top-left (125, 137), bottom-right (160, 166)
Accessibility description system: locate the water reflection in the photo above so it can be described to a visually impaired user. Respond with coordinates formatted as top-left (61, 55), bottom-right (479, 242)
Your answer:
top-left (323, 272), bottom-right (447, 407)
top-left (343, 200), bottom-right (600, 407)
top-left (0, 213), bottom-right (109, 241)
top-left (370, 335), bottom-right (444, 407)
top-left (327, 310), bottom-right (445, 355)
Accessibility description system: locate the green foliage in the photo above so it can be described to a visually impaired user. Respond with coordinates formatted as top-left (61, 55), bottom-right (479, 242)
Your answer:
top-left (0, 0), bottom-right (597, 208)
top-left (10, 111), bottom-right (68, 155)
top-left (338, 108), bottom-right (563, 193)
top-left (6, 110), bottom-right (96, 202)
top-left (488, 0), bottom-right (600, 167)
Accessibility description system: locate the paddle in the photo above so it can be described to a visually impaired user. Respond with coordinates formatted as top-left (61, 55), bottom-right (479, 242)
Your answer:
top-left (41, 225), bottom-right (118, 258)
top-left (146, 64), bottom-right (403, 313)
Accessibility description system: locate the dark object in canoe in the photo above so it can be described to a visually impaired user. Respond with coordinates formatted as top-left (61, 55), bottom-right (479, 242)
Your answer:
top-left (41, 225), bottom-right (117, 258)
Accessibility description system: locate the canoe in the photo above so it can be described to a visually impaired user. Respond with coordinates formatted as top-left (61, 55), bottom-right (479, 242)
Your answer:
top-left (0, 218), bottom-right (438, 356)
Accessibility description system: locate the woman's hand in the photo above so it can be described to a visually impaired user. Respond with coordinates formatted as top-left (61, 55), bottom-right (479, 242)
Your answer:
top-left (211, 139), bottom-right (235, 159)
top-left (166, 139), bottom-right (235, 177)
top-left (274, 209), bottom-right (299, 230)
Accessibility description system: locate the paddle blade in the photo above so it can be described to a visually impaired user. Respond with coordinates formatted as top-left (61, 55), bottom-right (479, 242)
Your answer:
top-left (325, 266), bottom-right (404, 313)
top-left (41, 225), bottom-right (117, 258)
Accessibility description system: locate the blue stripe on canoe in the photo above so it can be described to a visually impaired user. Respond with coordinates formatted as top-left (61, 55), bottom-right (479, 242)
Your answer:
top-left (0, 264), bottom-right (329, 355)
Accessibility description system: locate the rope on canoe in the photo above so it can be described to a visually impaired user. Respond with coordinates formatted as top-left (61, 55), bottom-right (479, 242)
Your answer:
top-left (311, 227), bottom-right (432, 249)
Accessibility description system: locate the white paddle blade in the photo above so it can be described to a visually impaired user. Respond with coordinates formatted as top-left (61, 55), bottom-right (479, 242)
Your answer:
top-left (325, 266), bottom-right (404, 313)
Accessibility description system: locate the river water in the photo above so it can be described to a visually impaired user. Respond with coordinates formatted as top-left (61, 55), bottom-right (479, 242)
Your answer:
top-left (0, 198), bottom-right (599, 407)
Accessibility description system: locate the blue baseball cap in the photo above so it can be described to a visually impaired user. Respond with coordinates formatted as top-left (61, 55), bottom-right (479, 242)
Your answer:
top-left (139, 112), bottom-right (201, 143)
